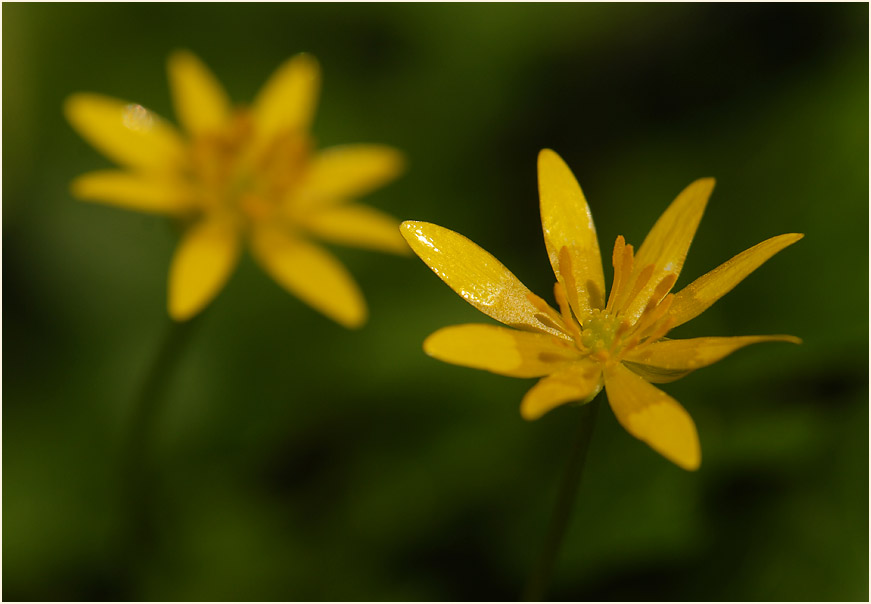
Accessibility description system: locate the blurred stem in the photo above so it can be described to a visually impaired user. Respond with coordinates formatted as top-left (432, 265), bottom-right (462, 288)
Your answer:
top-left (121, 315), bottom-right (201, 578)
top-left (523, 395), bottom-right (600, 602)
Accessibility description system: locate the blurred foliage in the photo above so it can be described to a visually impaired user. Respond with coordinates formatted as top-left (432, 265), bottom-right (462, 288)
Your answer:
top-left (3, 3), bottom-right (868, 601)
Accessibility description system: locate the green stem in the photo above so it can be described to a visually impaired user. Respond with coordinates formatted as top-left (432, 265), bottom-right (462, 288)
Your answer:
top-left (120, 315), bottom-right (201, 576)
top-left (523, 396), bottom-right (600, 602)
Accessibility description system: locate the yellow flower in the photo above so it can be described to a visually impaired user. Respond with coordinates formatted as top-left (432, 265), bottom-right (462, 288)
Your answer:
top-left (65, 50), bottom-right (407, 327)
top-left (401, 149), bottom-right (802, 470)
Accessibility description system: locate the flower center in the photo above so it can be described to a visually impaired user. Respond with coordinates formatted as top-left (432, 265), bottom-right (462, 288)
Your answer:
top-left (188, 109), bottom-right (310, 227)
top-left (579, 309), bottom-right (620, 354)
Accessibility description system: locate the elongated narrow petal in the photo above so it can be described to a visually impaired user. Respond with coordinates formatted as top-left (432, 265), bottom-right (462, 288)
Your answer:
top-left (624, 334), bottom-right (801, 372)
top-left (64, 93), bottom-right (187, 173)
top-left (168, 216), bottom-right (241, 321)
top-left (520, 360), bottom-right (603, 421)
top-left (424, 323), bottom-right (582, 378)
top-left (623, 178), bottom-right (715, 322)
top-left (537, 149), bottom-right (605, 318)
top-left (168, 50), bottom-right (232, 137)
top-left (252, 54), bottom-right (319, 141)
top-left (303, 145), bottom-right (404, 202)
top-left (251, 226), bottom-right (366, 328)
top-left (604, 363), bottom-right (700, 470)
top-left (668, 233), bottom-right (804, 328)
top-left (72, 170), bottom-right (196, 215)
top-left (300, 203), bottom-right (408, 255)
top-left (400, 221), bottom-right (570, 339)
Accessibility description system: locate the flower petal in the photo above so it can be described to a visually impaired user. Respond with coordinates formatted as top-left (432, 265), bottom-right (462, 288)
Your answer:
top-left (168, 216), bottom-right (241, 321)
top-left (300, 203), bottom-right (408, 255)
top-left (520, 360), bottom-right (603, 421)
top-left (537, 149), bottom-right (605, 318)
top-left (303, 145), bottom-right (404, 202)
top-left (424, 323), bottom-right (582, 378)
top-left (604, 362), bottom-right (700, 470)
top-left (622, 178), bottom-right (716, 323)
top-left (668, 233), bottom-right (804, 328)
top-left (252, 54), bottom-right (320, 141)
top-left (250, 226), bottom-right (366, 328)
top-left (624, 334), bottom-right (801, 372)
top-left (64, 93), bottom-right (187, 173)
top-left (400, 221), bottom-right (570, 339)
top-left (168, 50), bottom-right (232, 137)
top-left (71, 170), bottom-right (196, 215)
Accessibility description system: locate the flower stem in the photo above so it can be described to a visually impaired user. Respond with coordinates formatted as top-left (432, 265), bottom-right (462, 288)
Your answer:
top-left (120, 315), bottom-right (201, 582)
top-left (523, 396), bottom-right (600, 602)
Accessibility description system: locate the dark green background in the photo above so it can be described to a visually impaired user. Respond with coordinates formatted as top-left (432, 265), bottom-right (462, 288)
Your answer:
top-left (4, 3), bottom-right (868, 601)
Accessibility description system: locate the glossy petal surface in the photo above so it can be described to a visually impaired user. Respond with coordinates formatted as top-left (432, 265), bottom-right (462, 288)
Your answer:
top-left (623, 178), bottom-right (715, 322)
top-left (424, 324), bottom-right (581, 378)
top-left (168, 217), bottom-right (241, 321)
top-left (400, 221), bottom-right (569, 339)
top-left (304, 145), bottom-right (404, 202)
top-left (605, 362), bottom-right (700, 470)
top-left (251, 226), bottom-right (366, 329)
top-left (302, 204), bottom-right (408, 254)
top-left (520, 361), bottom-right (603, 421)
top-left (71, 170), bottom-right (195, 214)
top-left (537, 149), bottom-right (605, 317)
top-left (168, 50), bottom-right (231, 136)
top-left (64, 93), bottom-right (187, 173)
top-left (668, 233), bottom-right (804, 328)
top-left (253, 54), bottom-right (320, 142)
top-left (624, 334), bottom-right (801, 371)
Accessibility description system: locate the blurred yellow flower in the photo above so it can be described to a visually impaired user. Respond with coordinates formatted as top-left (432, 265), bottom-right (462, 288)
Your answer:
top-left (65, 50), bottom-right (407, 327)
top-left (401, 149), bottom-right (802, 470)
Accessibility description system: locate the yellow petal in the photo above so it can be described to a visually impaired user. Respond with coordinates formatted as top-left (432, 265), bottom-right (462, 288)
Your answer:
top-left (537, 149), bottom-right (605, 318)
top-left (300, 203), bottom-right (408, 255)
top-left (604, 362), bottom-right (700, 470)
top-left (168, 50), bottom-right (232, 136)
top-left (252, 54), bottom-right (319, 141)
top-left (168, 216), bottom-right (241, 321)
top-left (71, 170), bottom-right (196, 215)
top-left (424, 323), bottom-right (582, 378)
top-left (64, 93), bottom-right (187, 173)
top-left (668, 233), bottom-right (804, 328)
top-left (303, 145), bottom-right (404, 202)
top-left (622, 178), bottom-right (716, 323)
top-left (400, 221), bottom-right (570, 339)
top-left (624, 334), bottom-right (801, 372)
top-left (250, 226), bottom-right (366, 328)
top-left (520, 361), bottom-right (603, 421)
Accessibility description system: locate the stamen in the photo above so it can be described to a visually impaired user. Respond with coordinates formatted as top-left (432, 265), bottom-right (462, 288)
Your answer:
top-left (606, 236), bottom-right (626, 311)
top-left (557, 246), bottom-right (580, 315)
top-left (525, 292), bottom-right (566, 333)
top-left (651, 273), bottom-right (678, 306)
top-left (620, 263), bottom-right (654, 314)
top-left (609, 320), bottom-right (632, 353)
top-left (554, 282), bottom-right (582, 341)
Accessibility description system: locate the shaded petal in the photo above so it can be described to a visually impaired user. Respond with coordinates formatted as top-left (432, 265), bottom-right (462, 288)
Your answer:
top-left (301, 203), bottom-right (408, 255)
top-left (668, 233), bottom-right (804, 328)
top-left (622, 178), bottom-right (715, 322)
top-left (303, 145), bottom-right (404, 202)
top-left (537, 149), bottom-right (605, 318)
top-left (400, 221), bottom-right (570, 339)
top-left (251, 226), bottom-right (366, 328)
top-left (520, 360), bottom-right (603, 421)
top-left (252, 54), bottom-right (319, 141)
top-left (424, 323), bottom-right (582, 378)
top-left (604, 362), bottom-right (700, 470)
top-left (623, 335), bottom-right (801, 372)
top-left (168, 50), bottom-right (232, 136)
top-left (64, 93), bottom-right (187, 173)
top-left (168, 216), bottom-right (241, 321)
top-left (71, 170), bottom-right (196, 215)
